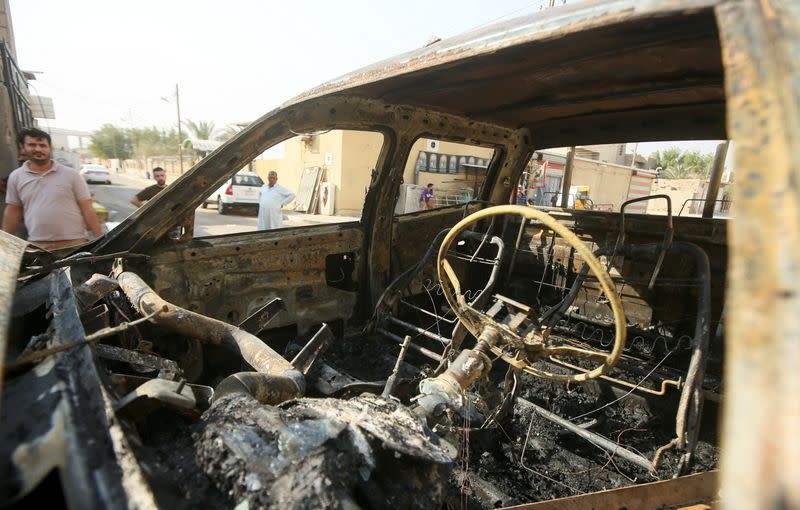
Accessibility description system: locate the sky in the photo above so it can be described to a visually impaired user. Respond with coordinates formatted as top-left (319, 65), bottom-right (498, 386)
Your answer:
top-left (8, 0), bottom-right (724, 157)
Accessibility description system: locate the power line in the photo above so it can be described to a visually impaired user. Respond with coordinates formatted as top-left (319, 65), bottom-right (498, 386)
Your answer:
top-left (464, 0), bottom-right (568, 34)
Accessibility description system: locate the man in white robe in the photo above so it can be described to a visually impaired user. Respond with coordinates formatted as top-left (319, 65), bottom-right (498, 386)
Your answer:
top-left (257, 171), bottom-right (296, 230)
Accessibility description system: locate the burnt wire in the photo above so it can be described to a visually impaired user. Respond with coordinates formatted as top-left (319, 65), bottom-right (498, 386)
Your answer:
top-left (422, 281), bottom-right (444, 344)
top-left (369, 228), bottom-right (451, 326)
top-left (480, 368), bottom-right (519, 429)
top-left (555, 320), bottom-right (695, 355)
top-left (108, 295), bottom-right (146, 349)
top-left (534, 230), bottom-right (558, 304)
top-left (520, 416), bottom-right (585, 495)
top-left (567, 349), bottom-right (673, 423)
top-left (566, 428), bottom-right (646, 481)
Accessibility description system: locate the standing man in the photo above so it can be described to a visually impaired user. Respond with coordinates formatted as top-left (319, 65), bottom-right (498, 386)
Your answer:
top-left (529, 152), bottom-right (548, 205)
top-left (419, 183), bottom-right (435, 210)
top-left (257, 171), bottom-right (295, 230)
top-left (2, 127), bottom-right (102, 250)
top-left (131, 167), bottom-right (167, 207)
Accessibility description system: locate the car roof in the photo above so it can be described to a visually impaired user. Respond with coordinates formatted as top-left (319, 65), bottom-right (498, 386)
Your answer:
top-left (284, 0), bottom-right (725, 148)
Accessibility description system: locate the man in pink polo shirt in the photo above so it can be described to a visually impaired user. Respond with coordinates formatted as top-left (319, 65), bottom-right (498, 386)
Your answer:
top-left (2, 127), bottom-right (102, 250)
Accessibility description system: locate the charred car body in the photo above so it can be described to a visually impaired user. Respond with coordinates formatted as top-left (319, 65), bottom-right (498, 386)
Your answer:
top-left (2, 1), bottom-right (798, 509)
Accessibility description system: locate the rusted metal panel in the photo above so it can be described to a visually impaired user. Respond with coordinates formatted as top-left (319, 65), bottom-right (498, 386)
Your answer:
top-left (139, 223), bottom-right (364, 334)
top-left (716, 0), bottom-right (800, 509)
top-left (287, 0), bottom-right (723, 108)
top-left (1, 269), bottom-right (160, 507)
top-left (500, 471), bottom-right (717, 510)
top-left (0, 231), bottom-right (26, 399)
top-left (238, 297), bottom-right (285, 336)
top-left (282, 3), bottom-right (725, 148)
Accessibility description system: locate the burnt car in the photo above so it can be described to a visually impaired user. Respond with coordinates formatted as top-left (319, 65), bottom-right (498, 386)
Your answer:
top-left (1, 1), bottom-right (798, 508)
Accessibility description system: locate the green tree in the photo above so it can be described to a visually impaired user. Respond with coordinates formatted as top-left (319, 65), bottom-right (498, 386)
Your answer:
top-left (162, 128), bottom-right (182, 154)
top-left (128, 126), bottom-right (182, 158)
top-left (89, 124), bottom-right (133, 160)
top-left (129, 127), bottom-right (164, 157)
top-left (653, 147), bottom-right (714, 179)
top-left (183, 119), bottom-right (216, 140)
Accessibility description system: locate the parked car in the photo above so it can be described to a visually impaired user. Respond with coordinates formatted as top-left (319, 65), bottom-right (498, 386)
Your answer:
top-left (79, 164), bottom-right (112, 184)
top-left (202, 172), bottom-right (264, 214)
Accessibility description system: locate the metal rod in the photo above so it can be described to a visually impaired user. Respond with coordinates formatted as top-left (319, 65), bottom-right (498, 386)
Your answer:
top-left (548, 357), bottom-right (680, 396)
top-left (505, 218), bottom-right (528, 286)
top-left (448, 252), bottom-right (497, 265)
top-left (290, 323), bottom-right (334, 375)
top-left (385, 316), bottom-right (451, 344)
top-left (679, 198), bottom-right (731, 216)
top-left (671, 243), bottom-right (711, 469)
top-left (702, 141), bottom-right (729, 219)
top-left (20, 252), bottom-right (150, 279)
top-left (399, 300), bottom-right (458, 324)
top-left (457, 231), bottom-right (505, 310)
top-left (382, 335), bottom-right (412, 398)
top-left (560, 147), bottom-right (575, 208)
top-left (515, 397), bottom-right (656, 474)
top-left (117, 271), bottom-right (304, 394)
top-left (239, 298), bottom-right (286, 336)
top-left (377, 328), bottom-right (442, 362)
top-left (5, 311), bottom-right (156, 370)
top-left (610, 194), bottom-right (673, 292)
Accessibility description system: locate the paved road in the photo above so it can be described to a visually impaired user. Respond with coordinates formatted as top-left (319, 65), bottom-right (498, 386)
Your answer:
top-left (91, 173), bottom-right (357, 238)
top-left (90, 173), bottom-right (258, 237)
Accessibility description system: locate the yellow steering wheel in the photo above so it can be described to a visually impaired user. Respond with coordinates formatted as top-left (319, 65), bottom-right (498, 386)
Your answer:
top-left (437, 205), bottom-right (626, 382)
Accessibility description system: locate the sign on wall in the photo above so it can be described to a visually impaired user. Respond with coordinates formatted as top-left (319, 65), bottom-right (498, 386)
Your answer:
top-left (415, 151), bottom-right (490, 174)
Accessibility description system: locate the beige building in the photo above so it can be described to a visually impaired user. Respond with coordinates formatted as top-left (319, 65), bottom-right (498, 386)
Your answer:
top-left (402, 138), bottom-right (494, 197)
top-left (250, 133), bottom-right (493, 217)
top-left (571, 157), bottom-right (655, 211)
top-left (648, 178), bottom-right (733, 217)
top-left (252, 130), bottom-right (383, 217)
top-left (575, 143), bottom-right (628, 165)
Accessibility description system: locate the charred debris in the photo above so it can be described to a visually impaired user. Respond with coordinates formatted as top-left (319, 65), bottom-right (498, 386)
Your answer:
top-left (1, 195), bottom-right (722, 509)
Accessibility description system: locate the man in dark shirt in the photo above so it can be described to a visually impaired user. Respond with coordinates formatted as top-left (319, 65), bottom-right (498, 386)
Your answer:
top-left (131, 167), bottom-right (167, 207)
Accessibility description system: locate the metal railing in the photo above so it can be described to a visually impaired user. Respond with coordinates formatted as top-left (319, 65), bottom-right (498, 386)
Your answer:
top-left (435, 188), bottom-right (475, 207)
top-left (532, 191), bottom-right (614, 211)
top-left (1, 40), bottom-right (34, 134)
top-left (678, 198), bottom-right (733, 217)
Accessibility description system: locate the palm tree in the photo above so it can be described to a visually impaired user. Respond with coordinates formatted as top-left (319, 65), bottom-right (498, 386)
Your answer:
top-left (183, 119), bottom-right (217, 140)
top-left (659, 162), bottom-right (696, 179)
top-left (654, 147), bottom-right (713, 179)
top-left (216, 124), bottom-right (243, 142)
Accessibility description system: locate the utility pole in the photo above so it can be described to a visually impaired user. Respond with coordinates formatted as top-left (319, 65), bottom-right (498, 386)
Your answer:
top-left (629, 142), bottom-right (639, 169)
top-left (175, 84), bottom-right (184, 174)
top-left (702, 141), bottom-right (729, 219)
top-left (560, 147), bottom-right (575, 208)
